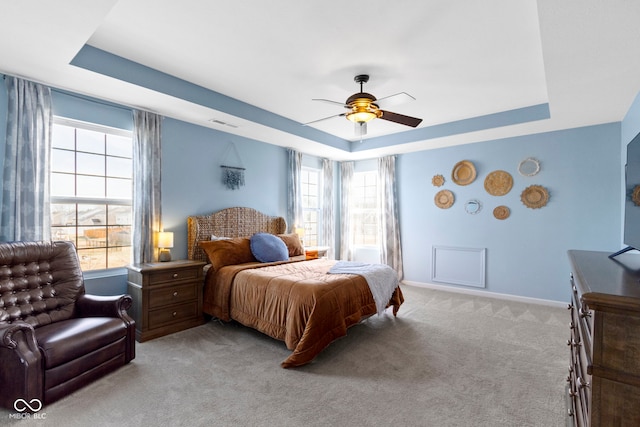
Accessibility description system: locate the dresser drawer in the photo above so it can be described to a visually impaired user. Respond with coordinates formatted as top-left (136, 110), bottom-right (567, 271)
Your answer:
top-left (148, 282), bottom-right (198, 309)
top-left (148, 301), bottom-right (199, 328)
top-left (147, 267), bottom-right (200, 285)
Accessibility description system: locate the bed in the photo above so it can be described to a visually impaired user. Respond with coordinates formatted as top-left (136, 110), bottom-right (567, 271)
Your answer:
top-left (187, 207), bottom-right (404, 368)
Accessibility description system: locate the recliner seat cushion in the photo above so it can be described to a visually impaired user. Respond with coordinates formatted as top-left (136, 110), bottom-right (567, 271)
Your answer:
top-left (35, 317), bottom-right (128, 369)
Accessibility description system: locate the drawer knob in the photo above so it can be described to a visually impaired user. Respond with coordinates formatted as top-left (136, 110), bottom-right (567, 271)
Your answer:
top-left (173, 291), bottom-right (179, 297)
top-left (173, 273), bottom-right (179, 279)
top-left (172, 311), bottom-right (177, 317)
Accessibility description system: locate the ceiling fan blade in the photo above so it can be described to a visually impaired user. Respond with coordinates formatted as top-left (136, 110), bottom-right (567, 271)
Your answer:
top-left (312, 98), bottom-right (349, 108)
top-left (380, 110), bottom-right (423, 128)
top-left (303, 113), bottom-right (346, 126)
top-left (374, 92), bottom-right (416, 109)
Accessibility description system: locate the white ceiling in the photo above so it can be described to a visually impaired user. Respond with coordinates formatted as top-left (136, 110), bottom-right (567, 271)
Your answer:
top-left (1, 1), bottom-right (640, 160)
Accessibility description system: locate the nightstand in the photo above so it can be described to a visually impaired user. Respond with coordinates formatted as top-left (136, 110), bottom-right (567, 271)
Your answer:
top-left (126, 259), bottom-right (207, 342)
top-left (304, 245), bottom-right (330, 260)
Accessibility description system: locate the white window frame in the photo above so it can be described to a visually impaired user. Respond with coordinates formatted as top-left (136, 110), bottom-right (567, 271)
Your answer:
top-left (350, 170), bottom-right (379, 248)
top-left (301, 166), bottom-right (322, 247)
top-left (50, 117), bottom-right (133, 272)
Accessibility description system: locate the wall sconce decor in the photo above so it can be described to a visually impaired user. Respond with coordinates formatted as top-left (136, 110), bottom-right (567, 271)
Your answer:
top-left (220, 141), bottom-right (245, 190)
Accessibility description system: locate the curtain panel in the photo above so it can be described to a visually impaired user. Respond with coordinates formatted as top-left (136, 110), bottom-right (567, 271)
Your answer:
top-left (1, 76), bottom-right (52, 242)
top-left (286, 148), bottom-right (303, 233)
top-left (378, 155), bottom-right (403, 279)
top-left (132, 110), bottom-right (163, 263)
top-left (339, 161), bottom-right (354, 261)
top-left (322, 158), bottom-right (335, 259)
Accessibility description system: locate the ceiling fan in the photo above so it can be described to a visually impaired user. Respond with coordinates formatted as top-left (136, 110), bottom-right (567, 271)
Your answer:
top-left (306, 74), bottom-right (423, 137)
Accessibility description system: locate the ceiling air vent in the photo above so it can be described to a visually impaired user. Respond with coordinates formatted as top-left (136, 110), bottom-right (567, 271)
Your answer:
top-left (208, 118), bottom-right (239, 128)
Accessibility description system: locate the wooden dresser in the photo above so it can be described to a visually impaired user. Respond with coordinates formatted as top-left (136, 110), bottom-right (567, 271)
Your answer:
top-left (567, 250), bottom-right (640, 426)
top-left (127, 259), bottom-right (206, 342)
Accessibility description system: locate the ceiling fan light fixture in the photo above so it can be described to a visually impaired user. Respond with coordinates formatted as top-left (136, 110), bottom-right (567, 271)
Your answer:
top-left (345, 97), bottom-right (383, 123)
top-left (346, 111), bottom-right (377, 123)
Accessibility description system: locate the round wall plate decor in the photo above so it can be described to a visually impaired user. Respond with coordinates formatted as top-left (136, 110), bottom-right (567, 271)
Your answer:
top-left (435, 189), bottom-right (455, 209)
top-left (484, 170), bottom-right (513, 196)
top-left (493, 205), bottom-right (510, 220)
top-left (633, 185), bottom-right (640, 206)
top-left (521, 185), bottom-right (549, 209)
top-left (451, 160), bottom-right (476, 186)
top-left (465, 199), bottom-right (482, 214)
top-left (518, 157), bottom-right (540, 177)
top-left (432, 174), bottom-right (445, 187)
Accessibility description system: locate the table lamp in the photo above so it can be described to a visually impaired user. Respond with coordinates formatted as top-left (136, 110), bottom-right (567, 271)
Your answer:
top-left (157, 231), bottom-right (174, 262)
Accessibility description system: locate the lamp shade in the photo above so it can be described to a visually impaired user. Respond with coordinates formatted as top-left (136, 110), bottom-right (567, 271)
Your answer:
top-left (157, 231), bottom-right (174, 249)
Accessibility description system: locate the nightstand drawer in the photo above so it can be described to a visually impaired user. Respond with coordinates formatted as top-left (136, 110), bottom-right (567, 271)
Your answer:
top-left (148, 283), bottom-right (198, 309)
top-left (148, 301), bottom-right (199, 328)
top-left (147, 268), bottom-right (200, 285)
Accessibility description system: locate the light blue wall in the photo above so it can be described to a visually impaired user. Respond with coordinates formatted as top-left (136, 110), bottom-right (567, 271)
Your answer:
top-left (161, 117), bottom-right (288, 260)
top-left (398, 123), bottom-right (622, 302)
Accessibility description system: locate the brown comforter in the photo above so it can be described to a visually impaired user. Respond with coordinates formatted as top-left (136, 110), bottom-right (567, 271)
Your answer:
top-left (202, 258), bottom-right (404, 368)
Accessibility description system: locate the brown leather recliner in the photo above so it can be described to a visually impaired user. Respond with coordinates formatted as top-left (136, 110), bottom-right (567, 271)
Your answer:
top-left (0, 241), bottom-right (135, 409)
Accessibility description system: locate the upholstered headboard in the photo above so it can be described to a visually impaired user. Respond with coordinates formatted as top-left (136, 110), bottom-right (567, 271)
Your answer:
top-left (187, 207), bottom-right (287, 262)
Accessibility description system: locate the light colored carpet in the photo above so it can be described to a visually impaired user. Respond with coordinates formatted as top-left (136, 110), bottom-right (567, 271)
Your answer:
top-left (0, 285), bottom-right (569, 426)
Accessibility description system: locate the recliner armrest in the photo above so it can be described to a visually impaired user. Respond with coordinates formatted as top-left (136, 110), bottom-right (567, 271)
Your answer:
top-left (0, 321), bottom-right (38, 350)
top-left (75, 294), bottom-right (133, 319)
top-left (0, 321), bottom-right (43, 409)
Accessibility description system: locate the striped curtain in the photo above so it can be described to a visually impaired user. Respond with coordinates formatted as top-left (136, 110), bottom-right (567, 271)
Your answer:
top-left (1, 76), bottom-right (52, 241)
top-left (286, 148), bottom-right (303, 233)
top-left (322, 158), bottom-right (335, 259)
top-left (378, 155), bottom-right (403, 279)
top-left (132, 110), bottom-right (162, 263)
top-left (339, 161), bottom-right (354, 260)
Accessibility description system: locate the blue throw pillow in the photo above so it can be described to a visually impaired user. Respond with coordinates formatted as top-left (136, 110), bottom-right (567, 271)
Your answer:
top-left (250, 232), bottom-right (289, 263)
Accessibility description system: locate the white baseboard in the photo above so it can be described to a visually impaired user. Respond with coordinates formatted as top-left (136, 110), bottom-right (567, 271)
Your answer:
top-left (401, 280), bottom-right (567, 308)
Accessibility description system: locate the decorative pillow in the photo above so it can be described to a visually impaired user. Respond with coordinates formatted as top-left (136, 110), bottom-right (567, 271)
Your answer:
top-left (250, 233), bottom-right (289, 263)
top-left (277, 233), bottom-right (304, 257)
top-left (199, 237), bottom-right (256, 270)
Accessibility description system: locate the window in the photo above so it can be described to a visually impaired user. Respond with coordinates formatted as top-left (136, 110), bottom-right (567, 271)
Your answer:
top-left (50, 118), bottom-right (133, 271)
top-left (301, 167), bottom-right (322, 247)
top-left (351, 171), bottom-right (379, 246)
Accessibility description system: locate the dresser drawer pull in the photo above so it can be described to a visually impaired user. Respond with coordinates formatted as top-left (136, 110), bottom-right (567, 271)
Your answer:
top-left (172, 311), bottom-right (177, 317)
top-left (173, 291), bottom-right (179, 297)
top-left (577, 376), bottom-right (590, 389)
top-left (173, 273), bottom-right (179, 279)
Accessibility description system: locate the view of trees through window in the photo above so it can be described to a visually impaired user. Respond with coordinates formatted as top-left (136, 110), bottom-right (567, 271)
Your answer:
top-left (50, 118), bottom-right (133, 271)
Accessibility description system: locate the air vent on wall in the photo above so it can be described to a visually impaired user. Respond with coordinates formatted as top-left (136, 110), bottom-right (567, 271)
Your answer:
top-left (208, 118), bottom-right (239, 128)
